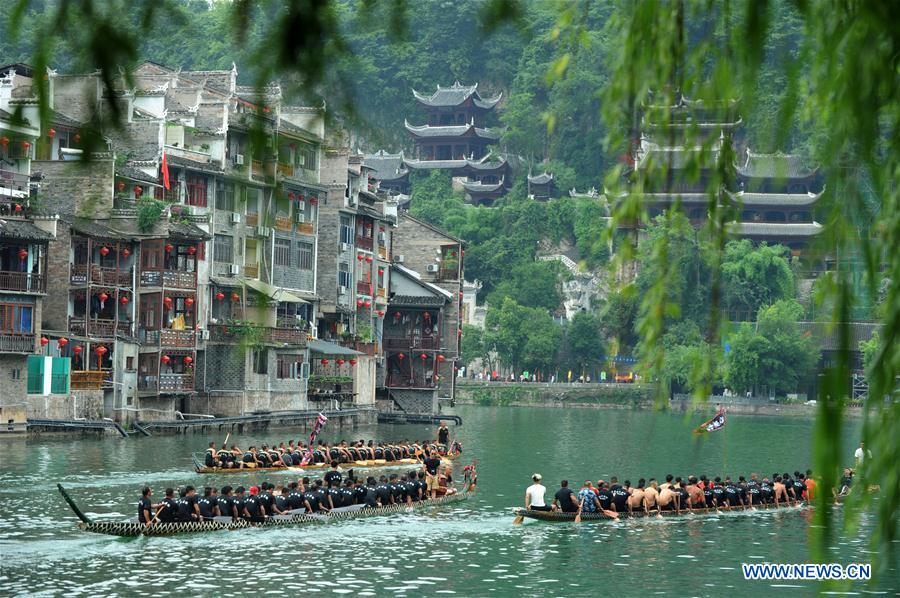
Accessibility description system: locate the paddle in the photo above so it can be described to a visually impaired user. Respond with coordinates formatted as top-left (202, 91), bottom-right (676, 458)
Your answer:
top-left (512, 512), bottom-right (525, 525)
top-left (574, 498), bottom-right (583, 523)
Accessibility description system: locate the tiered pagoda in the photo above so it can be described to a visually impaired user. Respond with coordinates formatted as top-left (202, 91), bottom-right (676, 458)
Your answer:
top-left (630, 92), bottom-right (823, 256)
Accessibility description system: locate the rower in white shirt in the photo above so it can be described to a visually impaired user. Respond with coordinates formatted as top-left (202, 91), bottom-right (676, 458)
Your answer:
top-left (525, 473), bottom-right (551, 512)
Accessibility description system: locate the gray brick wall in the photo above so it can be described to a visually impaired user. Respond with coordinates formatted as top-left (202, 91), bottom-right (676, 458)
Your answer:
top-left (43, 222), bottom-right (72, 331)
top-left (32, 158), bottom-right (116, 219)
top-left (104, 120), bottom-right (163, 162)
top-left (0, 355), bottom-right (28, 403)
top-left (205, 345), bottom-right (247, 390)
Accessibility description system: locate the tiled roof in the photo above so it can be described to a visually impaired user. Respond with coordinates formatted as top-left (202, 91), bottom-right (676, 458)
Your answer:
top-left (737, 150), bottom-right (817, 179)
top-left (798, 321), bottom-right (879, 352)
top-left (0, 219), bottom-right (54, 241)
top-left (527, 172), bottom-right (554, 185)
top-left (364, 150), bottom-right (409, 182)
top-left (168, 221), bottom-right (210, 240)
top-left (461, 178), bottom-right (505, 193)
top-left (412, 81), bottom-right (501, 109)
top-left (729, 191), bottom-right (823, 207)
top-left (730, 221), bottom-right (823, 237)
top-left (404, 120), bottom-right (499, 140)
top-left (117, 166), bottom-right (160, 185)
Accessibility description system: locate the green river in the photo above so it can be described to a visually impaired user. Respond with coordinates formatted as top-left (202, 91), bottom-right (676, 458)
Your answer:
top-left (1, 405), bottom-right (897, 596)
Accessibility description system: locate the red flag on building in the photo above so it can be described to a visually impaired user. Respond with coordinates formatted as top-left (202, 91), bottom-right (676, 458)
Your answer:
top-left (161, 152), bottom-right (170, 190)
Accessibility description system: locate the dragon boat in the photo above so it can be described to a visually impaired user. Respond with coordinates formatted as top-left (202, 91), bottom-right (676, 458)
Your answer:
top-left (192, 454), bottom-right (454, 474)
top-left (512, 501), bottom-right (809, 523)
top-left (58, 482), bottom-right (475, 537)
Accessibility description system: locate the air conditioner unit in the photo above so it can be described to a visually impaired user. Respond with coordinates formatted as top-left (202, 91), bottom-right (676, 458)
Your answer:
top-left (230, 212), bottom-right (241, 224)
top-left (229, 264), bottom-right (240, 275)
top-left (378, 232), bottom-right (387, 243)
top-left (394, 254), bottom-right (405, 263)
top-left (200, 329), bottom-right (210, 340)
top-left (256, 226), bottom-right (271, 237)
top-left (338, 285), bottom-right (348, 295)
top-left (340, 242), bottom-right (351, 252)
top-left (296, 214), bottom-right (305, 224)
top-left (233, 154), bottom-right (245, 165)
top-left (426, 264), bottom-right (439, 273)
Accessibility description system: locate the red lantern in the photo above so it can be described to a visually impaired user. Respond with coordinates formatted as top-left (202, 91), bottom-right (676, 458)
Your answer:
top-left (420, 353), bottom-right (427, 361)
top-left (349, 359), bottom-right (357, 366)
top-left (48, 128), bottom-right (56, 139)
top-left (0, 136), bottom-right (8, 146)
top-left (119, 295), bottom-right (129, 305)
top-left (187, 246), bottom-right (197, 255)
top-left (366, 256), bottom-right (373, 263)
top-left (58, 338), bottom-right (69, 348)
top-left (74, 133), bottom-right (81, 143)
top-left (183, 356), bottom-right (193, 365)
top-left (379, 226), bottom-right (385, 232)
top-left (364, 300), bottom-right (371, 308)
top-left (288, 192), bottom-right (295, 200)
top-left (72, 345), bottom-right (83, 355)
top-left (336, 359), bottom-right (345, 366)
top-left (215, 292), bottom-right (225, 301)
top-left (394, 311), bottom-right (401, 319)
top-left (376, 310), bottom-right (385, 317)
top-left (397, 352), bottom-right (405, 360)
top-left (99, 246), bottom-right (110, 257)
top-left (161, 355), bottom-right (171, 364)
top-left (321, 359), bottom-right (329, 366)
top-left (298, 193), bottom-right (305, 202)
top-left (437, 354), bottom-right (446, 362)
top-left (14, 204), bottom-right (22, 213)
top-left (185, 297), bottom-right (195, 308)
top-left (17, 248), bottom-right (27, 261)
top-left (165, 243), bottom-right (174, 253)
top-left (163, 297), bottom-right (173, 309)
top-left (231, 292), bottom-right (240, 302)
top-left (40, 337), bottom-right (49, 347)
top-left (134, 185), bottom-right (143, 197)
top-left (459, 292), bottom-right (464, 299)
top-left (378, 267), bottom-right (384, 275)
top-left (98, 292), bottom-right (109, 303)
top-left (117, 181), bottom-right (125, 192)
top-left (357, 254), bottom-right (364, 262)
top-left (21, 141), bottom-right (30, 151)
top-left (95, 346), bottom-right (107, 356)
top-left (310, 197), bottom-right (318, 205)
top-left (356, 299), bottom-right (364, 308)
top-left (122, 248), bottom-right (131, 258)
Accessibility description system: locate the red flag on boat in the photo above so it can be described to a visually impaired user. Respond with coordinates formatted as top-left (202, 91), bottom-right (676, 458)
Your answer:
top-left (161, 152), bottom-right (170, 190)
top-left (300, 413), bottom-right (328, 465)
top-left (694, 407), bottom-right (726, 435)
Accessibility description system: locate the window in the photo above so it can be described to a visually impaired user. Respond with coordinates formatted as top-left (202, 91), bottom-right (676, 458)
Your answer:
top-left (275, 239), bottom-right (291, 267)
top-left (340, 215), bottom-right (353, 245)
top-left (213, 235), bottom-right (233, 263)
top-left (140, 240), bottom-right (163, 271)
top-left (0, 304), bottom-right (33, 333)
top-left (276, 356), bottom-right (303, 379)
top-left (252, 349), bottom-right (268, 375)
top-left (297, 145), bottom-right (317, 170)
top-left (338, 262), bottom-right (351, 288)
top-left (216, 182), bottom-right (238, 211)
top-left (186, 175), bottom-right (208, 207)
top-left (297, 242), bottom-right (314, 270)
top-left (246, 188), bottom-right (261, 215)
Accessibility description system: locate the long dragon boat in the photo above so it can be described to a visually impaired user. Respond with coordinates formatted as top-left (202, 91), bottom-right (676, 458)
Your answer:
top-left (58, 483), bottom-right (474, 537)
top-left (192, 454), bottom-right (454, 474)
top-left (513, 501), bottom-right (808, 523)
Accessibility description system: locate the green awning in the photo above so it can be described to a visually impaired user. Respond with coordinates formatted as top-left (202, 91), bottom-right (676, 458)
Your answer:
top-left (307, 339), bottom-right (363, 356)
top-left (243, 278), bottom-right (308, 304)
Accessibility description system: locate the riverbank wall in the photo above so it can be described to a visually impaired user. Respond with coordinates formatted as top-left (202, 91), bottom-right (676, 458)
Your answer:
top-left (454, 382), bottom-right (861, 418)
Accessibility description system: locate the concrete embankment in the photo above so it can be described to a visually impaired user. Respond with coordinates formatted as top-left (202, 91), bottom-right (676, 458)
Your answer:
top-left (454, 382), bottom-right (861, 418)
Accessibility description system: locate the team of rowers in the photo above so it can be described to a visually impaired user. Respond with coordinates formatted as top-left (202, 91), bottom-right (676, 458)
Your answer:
top-left (525, 469), bottom-right (819, 518)
top-left (142, 453), bottom-right (474, 525)
top-left (203, 438), bottom-right (462, 469)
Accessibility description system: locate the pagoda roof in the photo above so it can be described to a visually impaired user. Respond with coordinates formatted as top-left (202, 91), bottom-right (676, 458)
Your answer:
top-left (729, 190), bottom-right (823, 207)
top-left (403, 156), bottom-right (508, 174)
top-left (737, 149), bottom-right (818, 179)
top-left (528, 172), bottom-right (554, 185)
top-left (404, 120), bottom-right (499, 140)
top-left (363, 150), bottom-right (409, 182)
top-left (0, 219), bottom-right (54, 242)
top-left (461, 177), bottom-right (505, 193)
top-left (730, 221), bottom-right (823, 237)
top-left (412, 81), bottom-right (501, 109)
top-left (636, 145), bottom-right (721, 170)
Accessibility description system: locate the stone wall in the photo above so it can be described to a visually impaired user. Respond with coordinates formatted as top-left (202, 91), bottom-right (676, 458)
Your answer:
top-left (32, 158), bottom-right (115, 218)
top-left (0, 354), bottom-right (28, 404)
top-left (43, 221), bottom-right (71, 331)
top-left (205, 345), bottom-right (247, 390)
top-left (354, 356), bottom-right (376, 407)
top-left (104, 120), bottom-right (164, 162)
top-left (26, 389), bottom-right (104, 419)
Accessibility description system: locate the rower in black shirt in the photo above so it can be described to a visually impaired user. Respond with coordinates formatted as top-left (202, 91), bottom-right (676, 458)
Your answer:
top-left (760, 478), bottom-right (774, 504)
top-left (702, 483), bottom-right (715, 508)
top-left (375, 476), bottom-right (392, 506)
top-left (303, 486), bottom-right (320, 513)
top-left (723, 478), bottom-right (743, 509)
top-left (175, 486), bottom-right (201, 522)
top-left (341, 480), bottom-right (356, 506)
top-left (242, 487), bottom-right (266, 521)
top-left (312, 480), bottom-right (331, 510)
top-left (792, 473), bottom-right (807, 502)
top-left (354, 480), bottom-right (368, 505)
top-left (711, 478), bottom-right (726, 508)
top-left (155, 488), bottom-right (177, 523)
top-left (198, 487), bottom-right (218, 520)
top-left (437, 421), bottom-right (450, 446)
top-left (218, 486), bottom-right (238, 519)
top-left (324, 462), bottom-right (342, 488)
top-left (364, 478), bottom-right (379, 508)
top-left (138, 487), bottom-right (154, 525)
top-left (258, 483), bottom-right (274, 513)
top-left (609, 478), bottom-right (629, 513)
top-left (204, 442), bottom-right (218, 468)
top-left (327, 484), bottom-right (343, 509)
top-left (596, 482), bottom-right (613, 511)
top-left (274, 487), bottom-right (290, 514)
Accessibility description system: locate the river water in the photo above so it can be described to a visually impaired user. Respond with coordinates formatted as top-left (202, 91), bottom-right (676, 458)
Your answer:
top-left (0, 405), bottom-right (896, 596)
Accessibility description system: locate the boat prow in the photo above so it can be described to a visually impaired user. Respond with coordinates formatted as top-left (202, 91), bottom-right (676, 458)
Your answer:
top-left (512, 501), bottom-right (809, 523)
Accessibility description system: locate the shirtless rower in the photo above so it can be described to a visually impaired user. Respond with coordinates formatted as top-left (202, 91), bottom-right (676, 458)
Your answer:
top-left (643, 479), bottom-right (660, 514)
top-left (686, 477), bottom-right (704, 509)
top-left (627, 479), bottom-right (646, 515)
top-left (657, 481), bottom-right (678, 513)
top-left (773, 475), bottom-right (790, 506)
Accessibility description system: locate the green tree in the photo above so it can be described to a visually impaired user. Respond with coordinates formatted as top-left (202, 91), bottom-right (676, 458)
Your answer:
top-left (459, 324), bottom-right (485, 368)
top-left (721, 240), bottom-right (795, 318)
top-left (486, 260), bottom-right (563, 313)
top-left (484, 297), bottom-right (560, 374)
top-left (565, 310), bottom-right (604, 372)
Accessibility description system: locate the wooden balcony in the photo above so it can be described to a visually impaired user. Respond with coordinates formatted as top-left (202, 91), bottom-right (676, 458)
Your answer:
top-left (71, 370), bottom-right (108, 390)
top-left (0, 168), bottom-right (30, 194)
top-left (140, 270), bottom-right (197, 289)
top-left (208, 323), bottom-right (306, 347)
top-left (277, 163), bottom-right (294, 177)
top-left (383, 336), bottom-right (440, 351)
top-left (339, 339), bottom-right (377, 356)
top-left (141, 328), bottom-right (196, 348)
top-left (297, 222), bottom-right (315, 235)
top-left (0, 271), bottom-right (45, 293)
top-left (246, 213), bottom-right (259, 227)
top-left (139, 373), bottom-right (194, 393)
top-left (70, 264), bottom-right (131, 287)
top-left (356, 236), bottom-right (374, 251)
top-left (378, 246), bottom-right (388, 260)
top-left (275, 216), bottom-right (293, 231)
top-left (243, 263), bottom-right (259, 278)
top-left (0, 332), bottom-right (35, 353)
top-left (356, 281), bottom-right (372, 295)
top-left (69, 317), bottom-right (134, 339)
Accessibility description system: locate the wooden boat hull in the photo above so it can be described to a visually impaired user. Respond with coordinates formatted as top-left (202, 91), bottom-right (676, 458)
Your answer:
top-left (193, 456), bottom-right (453, 474)
top-left (58, 483), bottom-right (473, 537)
top-left (514, 501), bottom-right (808, 522)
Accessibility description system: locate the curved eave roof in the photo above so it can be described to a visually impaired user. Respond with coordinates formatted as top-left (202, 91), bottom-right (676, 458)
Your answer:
top-left (404, 120), bottom-right (499, 140)
top-left (461, 178), bottom-right (505, 193)
top-left (412, 82), bottom-right (501, 109)
top-left (730, 222), bottom-right (824, 237)
top-left (737, 150), bottom-right (818, 179)
top-left (729, 191), bottom-right (823, 207)
top-left (528, 173), bottom-right (554, 185)
top-left (404, 159), bottom-right (468, 170)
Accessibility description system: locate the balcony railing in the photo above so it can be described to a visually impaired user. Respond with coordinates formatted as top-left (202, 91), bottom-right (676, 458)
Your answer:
top-left (0, 271), bottom-right (45, 293)
top-left (140, 270), bottom-right (197, 289)
top-left (377, 287), bottom-right (386, 298)
top-left (207, 323), bottom-right (306, 346)
top-left (0, 168), bottom-right (29, 193)
top-left (0, 332), bottom-right (35, 353)
top-left (378, 246), bottom-right (388, 260)
top-left (139, 373), bottom-right (194, 393)
top-left (438, 266), bottom-right (458, 281)
top-left (297, 222), bottom-right (315, 235)
top-left (275, 216), bottom-right (292, 231)
top-left (69, 317), bottom-right (134, 339)
top-left (356, 236), bottom-right (374, 251)
top-left (71, 370), bottom-right (108, 390)
top-left (383, 336), bottom-right (440, 351)
top-left (277, 163), bottom-right (294, 177)
top-left (143, 328), bottom-right (197, 348)
top-left (71, 264), bottom-right (131, 287)
top-left (339, 339), bottom-right (377, 356)
top-left (356, 281), bottom-right (372, 295)
top-left (243, 263), bottom-right (260, 278)
top-left (164, 144), bottom-right (211, 163)
top-left (246, 213), bottom-right (259, 227)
